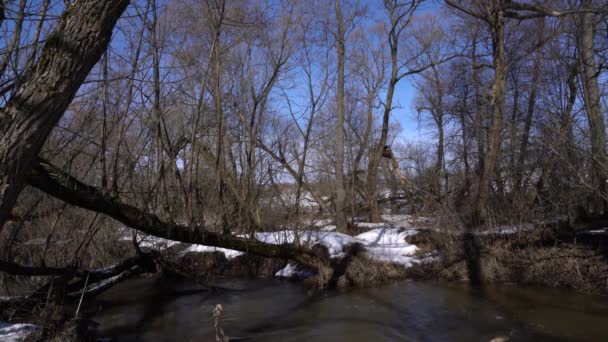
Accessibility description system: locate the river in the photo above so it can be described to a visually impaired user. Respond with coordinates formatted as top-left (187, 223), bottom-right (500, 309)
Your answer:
top-left (90, 276), bottom-right (608, 341)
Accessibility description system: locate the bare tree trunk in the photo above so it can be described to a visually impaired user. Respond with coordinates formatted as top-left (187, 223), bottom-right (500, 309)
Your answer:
top-left (101, 51), bottom-right (109, 190)
top-left (578, 0), bottom-right (608, 213)
top-left (0, 0), bottom-right (130, 231)
top-left (515, 32), bottom-right (543, 192)
top-left (334, 0), bottom-right (347, 232)
top-left (431, 65), bottom-right (447, 200)
top-left (473, 2), bottom-right (506, 225)
top-left (150, 0), bottom-right (172, 221)
top-left (460, 91), bottom-right (471, 194)
top-left (367, 12), bottom-right (400, 223)
top-left (28, 159), bottom-right (331, 276)
top-left (562, 62), bottom-right (578, 165)
top-left (206, 0), bottom-right (228, 232)
top-left (472, 34), bottom-right (486, 182)
top-left (508, 72), bottom-right (519, 190)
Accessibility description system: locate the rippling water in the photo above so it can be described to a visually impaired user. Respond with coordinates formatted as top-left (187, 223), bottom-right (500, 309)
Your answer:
top-left (91, 277), bottom-right (608, 341)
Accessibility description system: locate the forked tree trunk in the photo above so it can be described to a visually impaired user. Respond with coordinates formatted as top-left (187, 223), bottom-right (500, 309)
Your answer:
top-left (0, 0), bottom-right (131, 231)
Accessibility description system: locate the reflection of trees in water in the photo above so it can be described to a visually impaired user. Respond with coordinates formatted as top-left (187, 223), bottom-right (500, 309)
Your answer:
top-left (463, 231), bottom-right (482, 288)
top-left (93, 278), bottom-right (598, 341)
top-left (94, 278), bottom-right (216, 340)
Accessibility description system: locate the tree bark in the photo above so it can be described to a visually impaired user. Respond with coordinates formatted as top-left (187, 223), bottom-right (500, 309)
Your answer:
top-left (473, 2), bottom-right (506, 225)
top-left (27, 158), bottom-right (329, 274)
top-left (334, 0), bottom-right (347, 232)
top-left (0, 0), bottom-right (131, 232)
top-left (578, 0), bottom-right (608, 213)
top-left (515, 22), bottom-right (544, 192)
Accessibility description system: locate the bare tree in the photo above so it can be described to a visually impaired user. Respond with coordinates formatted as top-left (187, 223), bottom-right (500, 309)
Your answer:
top-left (0, 0), bottom-right (131, 231)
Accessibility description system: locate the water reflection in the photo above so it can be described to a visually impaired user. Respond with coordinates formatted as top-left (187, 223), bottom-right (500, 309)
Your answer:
top-left (92, 277), bottom-right (608, 341)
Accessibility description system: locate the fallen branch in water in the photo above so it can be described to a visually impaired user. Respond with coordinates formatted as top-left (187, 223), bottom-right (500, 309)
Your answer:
top-left (0, 252), bottom-right (158, 319)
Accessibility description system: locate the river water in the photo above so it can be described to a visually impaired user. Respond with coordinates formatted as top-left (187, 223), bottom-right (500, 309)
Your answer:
top-left (91, 277), bottom-right (608, 341)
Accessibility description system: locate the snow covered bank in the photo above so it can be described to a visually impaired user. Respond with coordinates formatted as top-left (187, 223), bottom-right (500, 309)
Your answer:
top-left (183, 227), bottom-right (426, 267)
top-left (181, 245), bottom-right (245, 259)
top-left (274, 263), bottom-right (313, 278)
top-left (0, 322), bottom-right (39, 342)
top-left (255, 230), bottom-right (360, 259)
top-left (121, 214), bottom-right (435, 280)
top-left (268, 227), bottom-right (428, 278)
top-left (356, 228), bottom-right (421, 267)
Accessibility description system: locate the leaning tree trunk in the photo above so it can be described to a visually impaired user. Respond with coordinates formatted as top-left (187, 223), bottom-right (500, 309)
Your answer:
top-left (28, 158), bottom-right (331, 276)
top-left (0, 0), bottom-right (131, 232)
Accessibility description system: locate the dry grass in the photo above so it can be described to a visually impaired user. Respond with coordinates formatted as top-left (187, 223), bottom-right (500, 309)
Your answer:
top-left (437, 239), bottom-right (608, 294)
top-left (334, 255), bottom-right (407, 288)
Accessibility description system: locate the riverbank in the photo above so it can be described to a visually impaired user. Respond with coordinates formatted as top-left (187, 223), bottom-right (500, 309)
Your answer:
top-left (3, 214), bottom-right (607, 340)
top-left (141, 214), bottom-right (608, 294)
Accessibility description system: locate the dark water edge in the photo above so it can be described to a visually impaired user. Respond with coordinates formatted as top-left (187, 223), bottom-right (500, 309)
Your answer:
top-left (89, 276), bottom-right (608, 342)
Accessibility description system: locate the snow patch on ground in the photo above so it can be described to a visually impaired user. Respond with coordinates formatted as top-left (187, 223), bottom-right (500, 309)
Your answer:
top-left (255, 231), bottom-right (360, 258)
top-left (274, 263), bottom-right (314, 279)
top-left (122, 214), bottom-right (435, 273)
top-left (0, 322), bottom-right (39, 342)
top-left (119, 230), bottom-right (179, 250)
top-left (182, 215), bottom-right (436, 271)
top-left (356, 228), bottom-right (421, 266)
top-left (356, 222), bottom-right (387, 229)
top-left (181, 245), bottom-right (245, 259)
top-left (320, 225), bottom-right (336, 232)
top-left (182, 230), bottom-right (359, 259)
top-left (578, 228), bottom-right (608, 235)
top-left (0, 296), bottom-right (22, 303)
top-left (312, 219), bottom-right (333, 227)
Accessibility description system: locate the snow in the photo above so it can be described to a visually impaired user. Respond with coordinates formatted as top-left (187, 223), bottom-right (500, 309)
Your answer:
top-left (355, 222), bottom-right (387, 229)
top-left (0, 296), bottom-right (22, 303)
top-left (182, 215), bottom-right (434, 271)
top-left (83, 273), bottom-right (124, 293)
top-left (275, 263), bottom-right (313, 279)
top-left (255, 231), bottom-right (360, 258)
top-left (119, 230), bottom-right (180, 250)
top-left (119, 213), bottom-right (435, 274)
top-left (312, 219), bottom-right (333, 228)
top-left (0, 322), bottom-right (39, 342)
top-left (356, 228), bottom-right (418, 245)
top-left (181, 245), bottom-right (244, 259)
top-left (280, 191), bottom-right (321, 209)
top-left (181, 230), bottom-right (360, 259)
top-left (356, 228), bottom-right (421, 266)
top-left (578, 228), bottom-right (608, 235)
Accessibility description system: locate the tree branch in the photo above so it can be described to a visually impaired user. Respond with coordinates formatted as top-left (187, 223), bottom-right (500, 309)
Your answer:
top-left (26, 158), bottom-right (328, 272)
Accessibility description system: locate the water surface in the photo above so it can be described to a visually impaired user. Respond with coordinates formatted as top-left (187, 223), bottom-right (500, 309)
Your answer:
top-left (91, 277), bottom-right (608, 341)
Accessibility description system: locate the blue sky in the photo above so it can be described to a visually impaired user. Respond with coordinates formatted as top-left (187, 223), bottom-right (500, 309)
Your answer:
top-left (364, 0), bottom-right (442, 144)
top-left (393, 77), bottom-right (424, 142)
